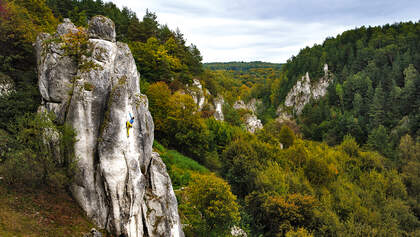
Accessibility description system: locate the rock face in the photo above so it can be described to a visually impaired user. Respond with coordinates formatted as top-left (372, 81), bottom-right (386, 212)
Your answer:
top-left (187, 79), bottom-right (227, 121)
top-left (213, 96), bottom-right (224, 121)
top-left (0, 73), bottom-right (14, 97)
top-left (36, 17), bottom-right (183, 237)
top-left (189, 79), bottom-right (206, 111)
top-left (233, 99), bottom-right (263, 133)
top-left (244, 114), bottom-right (263, 133)
top-left (233, 98), bottom-right (261, 115)
top-left (280, 64), bottom-right (332, 116)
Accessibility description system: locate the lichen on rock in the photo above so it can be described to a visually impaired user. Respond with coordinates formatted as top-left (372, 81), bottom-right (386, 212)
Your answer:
top-left (36, 16), bottom-right (183, 237)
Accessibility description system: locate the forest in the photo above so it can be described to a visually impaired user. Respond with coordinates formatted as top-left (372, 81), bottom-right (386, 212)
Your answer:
top-left (0, 0), bottom-right (419, 236)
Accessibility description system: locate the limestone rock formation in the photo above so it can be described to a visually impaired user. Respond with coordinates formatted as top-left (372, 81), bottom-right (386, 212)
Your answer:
top-left (213, 96), bottom-right (224, 121)
top-left (36, 17), bottom-right (183, 237)
top-left (244, 114), bottom-right (263, 133)
top-left (233, 99), bottom-right (263, 133)
top-left (187, 79), bottom-right (227, 122)
top-left (233, 98), bottom-right (261, 115)
top-left (83, 228), bottom-right (103, 237)
top-left (0, 73), bottom-right (14, 97)
top-left (278, 64), bottom-right (332, 117)
top-left (189, 79), bottom-right (206, 111)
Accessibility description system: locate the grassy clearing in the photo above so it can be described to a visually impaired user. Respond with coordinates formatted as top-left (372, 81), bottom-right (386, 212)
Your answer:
top-left (0, 185), bottom-right (107, 237)
top-left (161, 150), bottom-right (209, 174)
top-left (153, 141), bottom-right (209, 189)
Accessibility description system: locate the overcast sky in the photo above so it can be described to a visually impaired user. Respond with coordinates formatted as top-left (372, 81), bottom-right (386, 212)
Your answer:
top-left (107, 0), bottom-right (419, 63)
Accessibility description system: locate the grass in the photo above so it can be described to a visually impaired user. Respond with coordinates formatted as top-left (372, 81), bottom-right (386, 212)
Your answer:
top-left (153, 140), bottom-right (166, 153)
top-left (153, 140), bottom-right (209, 189)
top-left (154, 140), bottom-right (208, 173)
top-left (161, 150), bottom-right (209, 173)
top-left (0, 184), bottom-right (107, 237)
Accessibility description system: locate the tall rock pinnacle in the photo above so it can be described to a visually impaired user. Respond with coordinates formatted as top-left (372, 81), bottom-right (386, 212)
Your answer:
top-left (36, 16), bottom-right (183, 237)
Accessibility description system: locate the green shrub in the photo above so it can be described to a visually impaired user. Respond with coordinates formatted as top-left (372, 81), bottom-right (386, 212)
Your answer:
top-left (279, 125), bottom-right (295, 149)
top-left (83, 82), bottom-right (94, 91)
top-left (179, 173), bottom-right (240, 236)
top-left (0, 112), bottom-right (77, 190)
top-left (339, 135), bottom-right (359, 157)
top-left (286, 227), bottom-right (313, 237)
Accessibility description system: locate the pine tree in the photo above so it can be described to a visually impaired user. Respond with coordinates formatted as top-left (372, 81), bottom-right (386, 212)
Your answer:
top-left (353, 93), bottom-right (363, 116)
top-left (401, 64), bottom-right (418, 114)
top-left (369, 83), bottom-right (385, 128)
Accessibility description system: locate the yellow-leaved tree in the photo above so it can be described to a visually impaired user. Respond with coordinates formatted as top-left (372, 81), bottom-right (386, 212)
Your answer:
top-left (179, 173), bottom-right (241, 236)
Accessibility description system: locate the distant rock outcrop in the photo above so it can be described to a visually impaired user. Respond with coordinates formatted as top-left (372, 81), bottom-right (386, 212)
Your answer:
top-left (233, 98), bottom-right (261, 115)
top-left (234, 99), bottom-right (263, 133)
top-left (0, 73), bottom-right (14, 97)
top-left (36, 16), bottom-right (183, 237)
top-left (243, 113), bottom-right (263, 133)
top-left (213, 96), bottom-right (225, 121)
top-left (189, 79), bottom-right (206, 111)
top-left (187, 79), bottom-right (226, 121)
top-left (277, 64), bottom-right (332, 119)
top-left (186, 75), bottom-right (263, 132)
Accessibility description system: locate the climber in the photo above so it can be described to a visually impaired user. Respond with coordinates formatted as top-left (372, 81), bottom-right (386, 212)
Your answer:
top-left (126, 112), bottom-right (135, 137)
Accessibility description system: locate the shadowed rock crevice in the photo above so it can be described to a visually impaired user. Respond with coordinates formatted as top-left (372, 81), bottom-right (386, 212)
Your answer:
top-left (36, 16), bottom-right (183, 237)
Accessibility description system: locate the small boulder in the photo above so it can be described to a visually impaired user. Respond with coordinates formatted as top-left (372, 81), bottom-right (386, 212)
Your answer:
top-left (82, 228), bottom-right (102, 237)
top-left (88, 15), bottom-right (116, 42)
top-left (0, 72), bottom-right (14, 97)
top-left (56, 18), bottom-right (78, 36)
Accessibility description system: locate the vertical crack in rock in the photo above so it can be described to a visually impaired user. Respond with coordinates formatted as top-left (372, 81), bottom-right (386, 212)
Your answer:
top-left (36, 16), bottom-right (184, 237)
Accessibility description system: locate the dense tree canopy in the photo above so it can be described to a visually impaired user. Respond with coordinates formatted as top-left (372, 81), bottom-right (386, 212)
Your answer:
top-left (1, 1), bottom-right (419, 236)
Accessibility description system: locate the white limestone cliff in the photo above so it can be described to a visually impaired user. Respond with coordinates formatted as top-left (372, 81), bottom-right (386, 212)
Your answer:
top-left (278, 64), bottom-right (332, 118)
top-left (213, 96), bottom-right (225, 121)
top-left (36, 16), bottom-right (183, 237)
top-left (188, 79), bottom-right (207, 111)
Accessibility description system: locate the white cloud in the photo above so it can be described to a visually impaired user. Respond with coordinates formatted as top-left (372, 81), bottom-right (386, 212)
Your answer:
top-left (106, 0), bottom-right (420, 63)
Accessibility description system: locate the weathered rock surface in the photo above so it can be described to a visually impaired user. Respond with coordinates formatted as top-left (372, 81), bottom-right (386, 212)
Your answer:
top-left (189, 79), bottom-right (206, 111)
top-left (36, 17), bottom-right (183, 237)
top-left (244, 114), bottom-right (263, 133)
top-left (279, 64), bottom-right (332, 117)
top-left (233, 99), bottom-right (263, 133)
top-left (0, 73), bottom-right (14, 97)
top-left (213, 96), bottom-right (224, 121)
top-left (88, 15), bottom-right (116, 42)
top-left (233, 98), bottom-right (261, 115)
top-left (188, 79), bottom-right (227, 122)
top-left (231, 226), bottom-right (248, 237)
top-left (83, 228), bottom-right (103, 237)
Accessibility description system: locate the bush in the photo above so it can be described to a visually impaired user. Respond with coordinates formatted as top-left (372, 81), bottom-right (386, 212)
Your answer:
top-left (339, 135), bottom-right (359, 157)
top-left (0, 112), bottom-right (77, 190)
top-left (304, 157), bottom-right (338, 186)
top-left (286, 228), bottom-right (313, 237)
top-left (246, 192), bottom-right (318, 236)
top-left (179, 173), bottom-right (240, 236)
top-left (279, 125), bottom-right (296, 148)
top-left (222, 103), bottom-right (242, 127)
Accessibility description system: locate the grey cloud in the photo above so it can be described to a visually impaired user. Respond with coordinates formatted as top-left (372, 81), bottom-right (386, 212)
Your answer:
top-left (108, 0), bottom-right (420, 62)
top-left (219, 0), bottom-right (416, 23)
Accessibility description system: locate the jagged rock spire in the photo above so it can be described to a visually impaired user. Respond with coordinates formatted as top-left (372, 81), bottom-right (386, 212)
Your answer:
top-left (36, 17), bottom-right (183, 237)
